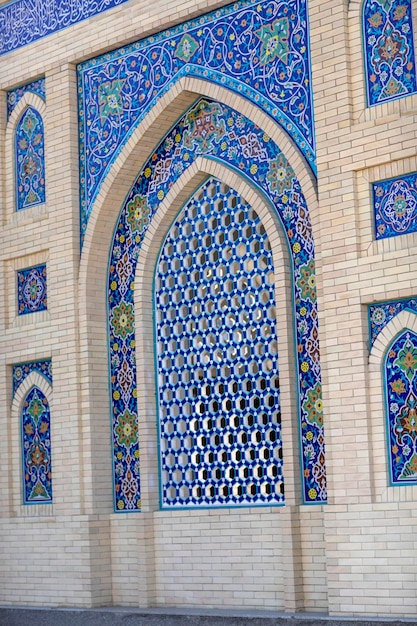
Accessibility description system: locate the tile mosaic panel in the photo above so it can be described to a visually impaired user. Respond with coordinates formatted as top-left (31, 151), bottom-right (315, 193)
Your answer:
top-left (363, 0), bottom-right (417, 106)
top-left (17, 264), bottom-right (47, 315)
top-left (78, 0), bottom-right (315, 244)
top-left (155, 178), bottom-right (283, 508)
top-left (384, 330), bottom-right (417, 485)
top-left (372, 172), bottom-right (417, 239)
top-left (108, 98), bottom-right (326, 512)
top-left (0, 0), bottom-right (129, 56)
top-left (21, 386), bottom-right (53, 503)
top-left (369, 297), bottom-right (417, 346)
top-left (13, 360), bottom-right (52, 396)
top-left (15, 106), bottom-right (46, 211)
top-left (7, 78), bottom-right (45, 119)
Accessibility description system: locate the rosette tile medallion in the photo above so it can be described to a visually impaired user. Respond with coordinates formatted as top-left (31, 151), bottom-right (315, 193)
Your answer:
top-left (17, 264), bottom-right (47, 315)
top-left (108, 98), bottom-right (327, 512)
top-left (363, 0), bottom-right (417, 106)
top-left (0, 0), bottom-right (129, 56)
top-left (372, 172), bottom-right (417, 239)
top-left (13, 361), bottom-right (53, 504)
top-left (78, 0), bottom-right (315, 244)
top-left (385, 330), bottom-right (417, 484)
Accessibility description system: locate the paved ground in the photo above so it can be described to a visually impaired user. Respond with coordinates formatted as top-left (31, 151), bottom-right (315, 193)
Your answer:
top-left (1, 607), bottom-right (416, 626)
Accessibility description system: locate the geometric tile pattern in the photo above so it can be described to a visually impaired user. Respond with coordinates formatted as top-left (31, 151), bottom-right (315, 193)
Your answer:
top-left (21, 386), bottom-right (53, 504)
top-left (369, 298), bottom-right (417, 347)
top-left (384, 330), bottom-right (417, 485)
top-left (373, 172), bottom-right (417, 239)
top-left (108, 98), bottom-right (326, 512)
top-left (7, 78), bottom-right (45, 119)
top-left (0, 0), bottom-right (129, 56)
top-left (155, 179), bottom-right (284, 508)
top-left (15, 106), bottom-right (46, 211)
top-left (17, 264), bottom-right (47, 315)
top-left (363, 0), bottom-right (417, 106)
top-left (78, 0), bottom-right (316, 244)
top-left (12, 360), bottom-right (52, 396)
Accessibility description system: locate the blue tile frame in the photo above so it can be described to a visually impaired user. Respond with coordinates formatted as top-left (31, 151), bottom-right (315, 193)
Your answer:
top-left (77, 0), bottom-right (316, 246)
top-left (0, 0), bottom-right (130, 56)
top-left (363, 0), bottom-right (417, 106)
top-left (108, 97), bottom-right (326, 512)
top-left (17, 264), bottom-right (47, 315)
top-left (372, 172), bottom-right (417, 239)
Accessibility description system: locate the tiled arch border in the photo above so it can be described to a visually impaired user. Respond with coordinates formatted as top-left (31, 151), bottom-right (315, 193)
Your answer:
top-left (369, 309), bottom-right (417, 503)
top-left (11, 370), bottom-right (53, 517)
top-left (4, 92), bottom-right (47, 226)
top-left (78, 80), bottom-right (324, 514)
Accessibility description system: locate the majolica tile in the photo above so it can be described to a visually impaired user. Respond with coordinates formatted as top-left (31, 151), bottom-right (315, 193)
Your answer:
top-left (7, 78), bottom-right (45, 119)
top-left (373, 172), bottom-right (417, 240)
top-left (17, 264), bottom-right (47, 315)
top-left (15, 107), bottom-right (46, 211)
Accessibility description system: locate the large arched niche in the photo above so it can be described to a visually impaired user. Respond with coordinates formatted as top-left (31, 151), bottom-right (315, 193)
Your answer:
top-left (78, 80), bottom-right (325, 514)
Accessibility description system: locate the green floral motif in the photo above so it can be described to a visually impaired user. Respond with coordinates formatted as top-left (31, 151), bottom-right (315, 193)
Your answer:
top-left (255, 18), bottom-right (289, 65)
top-left (115, 409), bottom-right (138, 448)
top-left (99, 79), bottom-right (125, 123)
top-left (297, 259), bottom-right (316, 302)
top-left (27, 394), bottom-right (45, 425)
top-left (303, 382), bottom-right (323, 427)
top-left (126, 194), bottom-right (150, 234)
top-left (394, 337), bottom-right (417, 380)
top-left (174, 33), bottom-right (199, 61)
top-left (111, 301), bottom-right (135, 339)
top-left (183, 100), bottom-right (226, 152)
top-left (267, 152), bottom-right (294, 194)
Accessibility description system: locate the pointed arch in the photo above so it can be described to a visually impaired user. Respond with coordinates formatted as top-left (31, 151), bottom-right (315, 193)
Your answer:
top-left (104, 97), bottom-right (326, 511)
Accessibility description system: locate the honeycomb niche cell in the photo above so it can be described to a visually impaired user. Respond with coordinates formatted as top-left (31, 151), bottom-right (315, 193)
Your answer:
top-left (155, 178), bottom-right (284, 509)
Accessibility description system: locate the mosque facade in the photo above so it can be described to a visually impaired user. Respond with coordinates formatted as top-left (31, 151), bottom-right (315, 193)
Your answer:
top-left (1, 0), bottom-right (417, 618)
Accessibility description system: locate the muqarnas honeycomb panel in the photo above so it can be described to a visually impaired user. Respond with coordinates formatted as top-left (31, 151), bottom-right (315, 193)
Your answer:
top-left (15, 106), bottom-right (46, 211)
top-left (155, 178), bottom-right (284, 509)
top-left (372, 172), bottom-right (417, 240)
top-left (363, 0), bottom-right (417, 106)
top-left (384, 330), bottom-right (417, 485)
top-left (17, 264), bottom-right (47, 315)
top-left (21, 386), bottom-right (53, 504)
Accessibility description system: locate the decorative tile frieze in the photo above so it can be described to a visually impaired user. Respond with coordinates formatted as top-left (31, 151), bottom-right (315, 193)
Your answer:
top-left (372, 172), bottom-right (417, 239)
top-left (363, 0), bottom-right (417, 106)
top-left (0, 0), bottom-right (129, 56)
top-left (17, 264), bottom-right (47, 315)
top-left (78, 0), bottom-right (315, 244)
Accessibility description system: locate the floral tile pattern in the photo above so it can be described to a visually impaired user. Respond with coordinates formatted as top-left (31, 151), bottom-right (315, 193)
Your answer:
top-left (0, 0), bottom-right (129, 56)
top-left (108, 98), bottom-right (326, 512)
top-left (78, 0), bottom-right (315, 244)
top-left (15, 107), bottom-right (46, 211)
top-left (373, 172), bottom-right (417, 239)
top-left (363, 0), bottom-right (417, 106)
top-left (155, 178), bottom-right (284, 508)
top-left (17, 264), bottom-right (47, 315)
top-left (385, 330), bottom-right (417, 485)
top-left (369, 297), bottom-right (417, 347)
top-left (7, 78), bottom-right (45, 119)
top-left (12, 360), bottom-right (52, 396)
top-left (21, 386), bottom-right (53, 503)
